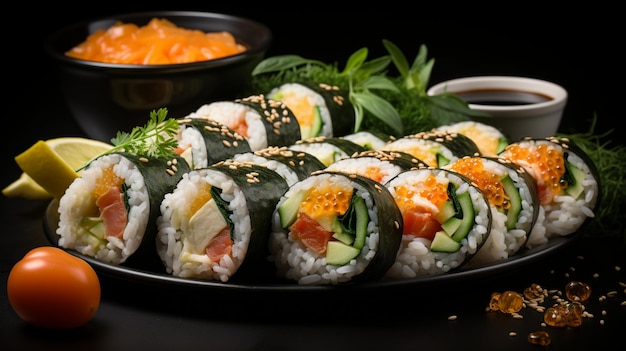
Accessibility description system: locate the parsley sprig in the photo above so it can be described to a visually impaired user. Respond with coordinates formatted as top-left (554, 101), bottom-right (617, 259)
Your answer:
top-left (77, 108), bottom-right (179, 171)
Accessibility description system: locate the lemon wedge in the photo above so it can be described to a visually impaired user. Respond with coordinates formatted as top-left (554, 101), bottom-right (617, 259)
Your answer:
top-left (3, 138), bottom-right (113, 199)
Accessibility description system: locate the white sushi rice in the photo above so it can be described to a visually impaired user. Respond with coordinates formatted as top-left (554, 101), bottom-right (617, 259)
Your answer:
top-left (188, 101), bottom-right (268, 151)
top-left (325, 157), bottom-right (405, 185)
top-left (56, 154), bottom-right (150, 264)
top-left (288, 142), bottom-right (350, 167)
top-left (156, 168), bottom-right (250, 282)
top-left (176, 125), bottom-right (209, 169)
top-left (384, 169), bottom-right (491, 278)
top-left (342, 131), bottom-right (389, 150)
top-left (436, 121), bottom-right (506, 156)
top-left (233, 152), bottom-right (300, 186)
top-left (269, 83), bottom-right (333, 138)
top-left (269, 173), bottom-right (380, 285)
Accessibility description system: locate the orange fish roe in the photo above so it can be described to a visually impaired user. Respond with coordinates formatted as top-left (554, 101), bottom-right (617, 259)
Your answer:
top-left (189, 182), bottom-right (212, 216)
top-left (449, 157), bottom-right (510, 209)
top-left (394, 174), bottom-right (449, 210)
top-left (502, 143), bottom-right (566, 198)
top-left (66, 18), bottom-right (246, 65)
top-left (93, 165), bottom-right (124, 198)
top-left (299, 186), bottom-right (353, 218)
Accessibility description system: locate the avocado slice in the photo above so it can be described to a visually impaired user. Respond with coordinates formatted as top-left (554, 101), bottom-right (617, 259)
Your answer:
top-left (278, 189), bottom-right (310, 228)
top-left (326, 241), bottom-right (361, 265)
top-left (431, 231), bottom-right (462, 252)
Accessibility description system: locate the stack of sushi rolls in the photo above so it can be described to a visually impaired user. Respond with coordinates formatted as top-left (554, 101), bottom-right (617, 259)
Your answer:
top-left (185, 94), bottom-right (301, 151)
top-left (384, 167), bottom-right (492, 278)
top-left (232, 146), bottom-right (325, 186)
top-left (498, 136), bottom-right (600, 245)
top-left (288, 136), bottom-right (367, 167)
top-left (325, 149), bottom-right (425, 185)
top-left (175, 117), bottom-right (251, 169)
top-left (57, 152), bottom-right (191, 269)
top-left (269, 170), bottom-right (403, 285)
top-left (445, 155), bottom-right (540, 265)
top-left (435, 121), bottom-right (509, 156)
top-left (156, 160), bottom-right (289, 282)
top-left (267, 81), bottom-right (355, 139)
top-left (382, 130), bottom-right (481, 168)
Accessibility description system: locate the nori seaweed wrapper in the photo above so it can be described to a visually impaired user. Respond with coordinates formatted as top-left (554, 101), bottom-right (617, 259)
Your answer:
top-left (302, 81), bottom-right (355, 137)
top-left (209, 160), bottom-right (290, 278)
top-left (350, 149), bottom-right (427, 170)
top-left (407, 130), bottom-right (481, 157)
top-left (177, 117), bottom-right (251, 165)
top-left (117, 152), bottom-right (191, 269)
top-left (235, 94), bottom-right (302, 147)
top-left (251, 146), bottom-right (325, 181)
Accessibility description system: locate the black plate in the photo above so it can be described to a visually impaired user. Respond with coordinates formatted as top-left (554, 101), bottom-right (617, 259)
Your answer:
top-left (43, 199), bottom-right (576, 293)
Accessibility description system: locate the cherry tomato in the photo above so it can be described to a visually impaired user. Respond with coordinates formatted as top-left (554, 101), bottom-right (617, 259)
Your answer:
top-left (7, 246), bottom-right (100, 329)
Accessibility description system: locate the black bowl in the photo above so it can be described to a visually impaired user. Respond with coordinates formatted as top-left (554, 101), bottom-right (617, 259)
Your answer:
top-left (45, 11), bottom-right (272, 142)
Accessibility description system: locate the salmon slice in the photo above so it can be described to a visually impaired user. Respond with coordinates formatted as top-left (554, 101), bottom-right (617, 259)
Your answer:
top-left (205, 227), bottom-right (233, 263)
top-left (95, 186), bottom-right (127, 239)
top-left (289, 212), bottom-right (333, 254)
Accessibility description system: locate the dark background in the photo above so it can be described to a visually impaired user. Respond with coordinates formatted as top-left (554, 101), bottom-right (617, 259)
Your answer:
top-left (9, 5), bottom-right (621, 149)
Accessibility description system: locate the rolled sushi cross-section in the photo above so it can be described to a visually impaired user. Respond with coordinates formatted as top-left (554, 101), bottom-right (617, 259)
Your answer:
top-left (175, 117), bottom-right (251, 169)
top-left (325, 149), bottom-right (425, 185)
top-left (56, 152), bottom-right (191, 267)
top-left (268, 82), bottom-right (355, 139)
top-left (498, 136), bottom-right (600, 241)
top-left (288, 136), bottom-right (367, 167)
top-left (384, 167), bottom-right (492, 278)
top-left (270, 171), bottom-right (403, 285)
top-left (341, 130), bottom-right (393, 150)
top-left (445, 155), bottom-right (540, 264)
top-left (187, 94), bottom-right (301, 151)
top-left (435, 121), bottom-right (509, 156)
top-left (233, 146), bottom-right (325, 186)
top-left (157, 160), bottom-right (289, 282)
top-left (382, 130), bottom-right (481, 168)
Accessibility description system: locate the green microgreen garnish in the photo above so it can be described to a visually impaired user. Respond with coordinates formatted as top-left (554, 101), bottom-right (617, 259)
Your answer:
top-left (77, 108), bottom-right (179, 171)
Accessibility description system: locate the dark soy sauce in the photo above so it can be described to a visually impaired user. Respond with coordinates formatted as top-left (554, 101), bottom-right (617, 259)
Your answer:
top-left (455, 89), bottom-right (553, 106)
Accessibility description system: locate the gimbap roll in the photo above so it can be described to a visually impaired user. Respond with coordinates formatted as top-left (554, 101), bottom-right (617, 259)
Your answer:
top-left (325, 149), bottom-right (425, 185)
top-left (435, 121), bottom-right (509, 156)
top-left (382, 130), bottom-right (481, 167)
top-left (187, 94), bottom-right (301, 151)
top-left (233, 146), bottom-right (325, 186)
top-left (268, 81), bottom-right (355, 139)
top-left (157, 160), bottom-right (289, 282)
top-left (175, 117), bottom-right (251, 169)
top-left (56, 152), bottom-right (191, 268)
top-left (445, 155), bottom-right (540, 264)
top-left (498, 136), bottom-right (600, 243)
top-left (341, 130), bottom-right (393, 150)
top-left (384, 167), bottom-right (492, 278)
top-left (269, 171), bottom-right (403, 285)
top-left (288, 136), bottom-right (366, 167)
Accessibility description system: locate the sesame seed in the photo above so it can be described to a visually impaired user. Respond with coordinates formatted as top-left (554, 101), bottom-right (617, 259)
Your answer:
top-left (139, 157), bottom-right (149, 163)
top-left (447, 315), bottom-right (457, 321)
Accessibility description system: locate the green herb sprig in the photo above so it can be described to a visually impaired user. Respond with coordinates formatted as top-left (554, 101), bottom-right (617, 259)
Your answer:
top-left (77, 108), bottom-right (179, 171)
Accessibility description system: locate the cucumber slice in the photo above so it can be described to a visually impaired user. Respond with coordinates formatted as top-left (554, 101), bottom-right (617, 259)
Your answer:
top-left (501, 174), bottom-right (522, 230)
top-left (435, 199), bottom-right (456, 223)
top-left (442, 216), bottom-right (463, 235)
top-left (436, 153), bottom-right (451, 167)
top-left (326, 241), bottom-right (360, 265)
top-left (450, 191), bottom-right (475, 242)
top-left (310, 106), bottom-right (323, 137)
top-left (352, 196), bottom-right (369, 250)
top-left (278, 189), bottom-right (310, 228)
top-left (565, 161), bottom-right (585, 198)
top-left (431, 231), bottom-right (462, 252)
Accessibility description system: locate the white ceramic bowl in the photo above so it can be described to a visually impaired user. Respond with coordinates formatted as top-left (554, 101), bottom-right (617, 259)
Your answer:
top-left (427, 76), bottom-right (568, 141)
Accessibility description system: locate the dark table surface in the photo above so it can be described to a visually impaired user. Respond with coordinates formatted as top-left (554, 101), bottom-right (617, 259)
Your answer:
top-left (3, 6), bottom-right (624, 351)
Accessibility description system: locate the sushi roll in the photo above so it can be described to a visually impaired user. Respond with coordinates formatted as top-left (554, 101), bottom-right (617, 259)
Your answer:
top-left (157, 160), bottom-right (289, 282)
top-left (175, 117), bottom-right (251, 169)
top-left (498, 136), bottom-right (601, 244)
top-left (56, 152), bottom-right (191, 268)
top-left (187, 94), bottom-right (301, 151)
top-left (341, 130), bottom-right (393, 150)
top-left (269, 171), bottom-right (403, 285)
top-left (435, 121), bottom-right (509, 156)
top-left (233, 146), bottom-right (325, 186)
top-left (384, 167), bottom-right (492, 278)
top-left (382, 130), bottom-right (481, 167)
top-left (288, 136), bottom-right (367, 167)
top-left (268, 81), bottom-right (355, 139)
top-left (325, 149), bottom-right (425, 185)
top-left (445, 155), bottom-right (540, 264)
